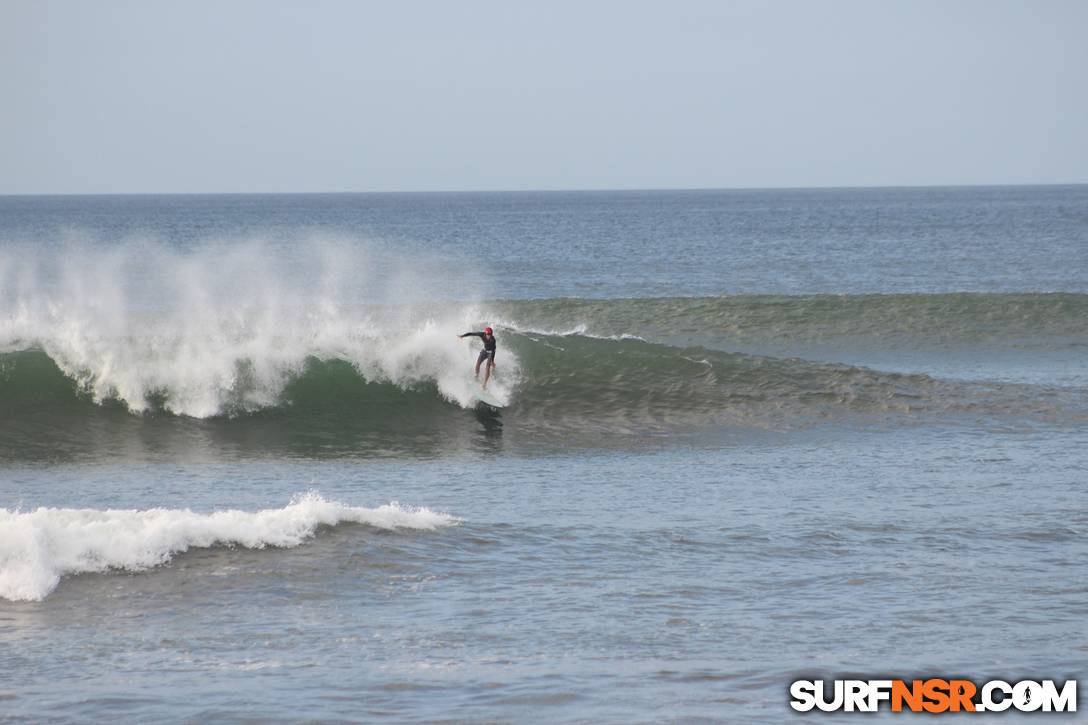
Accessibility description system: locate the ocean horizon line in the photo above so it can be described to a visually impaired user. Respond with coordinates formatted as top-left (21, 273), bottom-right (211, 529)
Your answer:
top-left (3, 181), bottom-right (1087, 199)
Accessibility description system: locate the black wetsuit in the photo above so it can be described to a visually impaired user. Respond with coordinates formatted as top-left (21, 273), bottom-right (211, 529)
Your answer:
top-left (460, 332), bottom-right (497, 365)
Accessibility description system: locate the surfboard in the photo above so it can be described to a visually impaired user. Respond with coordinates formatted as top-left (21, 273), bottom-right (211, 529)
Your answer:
top-left (473, 388), bottom-right (505, 409)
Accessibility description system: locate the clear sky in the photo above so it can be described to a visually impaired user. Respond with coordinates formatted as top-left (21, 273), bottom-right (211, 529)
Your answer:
top-left (2, 0), bottom-right (1086, 194)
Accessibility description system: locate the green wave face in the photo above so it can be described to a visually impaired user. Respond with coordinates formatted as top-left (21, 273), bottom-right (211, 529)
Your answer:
top-left (3, 313), bottom-right (1085, 460)
top-left (3, 292), bottom-right (1087, 464)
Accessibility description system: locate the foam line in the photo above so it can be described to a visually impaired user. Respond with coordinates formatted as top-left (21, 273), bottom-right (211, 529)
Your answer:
top-left (0, 492), bottom-right (459, 601)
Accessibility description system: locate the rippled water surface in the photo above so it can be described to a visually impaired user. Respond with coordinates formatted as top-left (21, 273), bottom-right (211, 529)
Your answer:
top-left (1, 187), bottom-right (1086, 722)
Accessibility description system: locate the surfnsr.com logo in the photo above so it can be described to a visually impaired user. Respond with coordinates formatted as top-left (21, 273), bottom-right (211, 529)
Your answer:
top-left (789, 679), bottom-right (1078, 713)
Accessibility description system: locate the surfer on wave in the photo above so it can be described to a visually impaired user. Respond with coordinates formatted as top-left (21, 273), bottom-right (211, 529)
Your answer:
top-left (458, 326), bottom-right (497, 389)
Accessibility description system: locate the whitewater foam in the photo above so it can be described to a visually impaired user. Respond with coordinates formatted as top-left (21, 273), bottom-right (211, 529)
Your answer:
top-left (0, 492), bottom-right (460, 601)
top-left (491, 317), bottom-right (647, 343)
top-left (0, 241), bottom-right (517, 415)
top-left (4, 241), bottom-right (1084, 430)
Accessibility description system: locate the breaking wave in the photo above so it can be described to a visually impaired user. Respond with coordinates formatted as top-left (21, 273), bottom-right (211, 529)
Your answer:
top-left (2, 243), bottom-right (1086, 447)
top-left (0, 240), bottom-right (516, 415)
top-left (0, 492), bottom-right (458, 601)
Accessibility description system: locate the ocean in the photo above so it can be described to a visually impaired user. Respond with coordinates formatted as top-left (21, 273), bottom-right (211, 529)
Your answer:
top-left (1, 186), bottom-right (1086, 722)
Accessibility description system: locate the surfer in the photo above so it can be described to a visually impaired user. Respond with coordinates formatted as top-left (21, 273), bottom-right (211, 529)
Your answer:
top-left (458, 326), bottom-right (497, 389)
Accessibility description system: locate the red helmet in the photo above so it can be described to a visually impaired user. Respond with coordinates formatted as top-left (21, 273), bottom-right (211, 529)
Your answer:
top-left (484, 327), bottom-right (493, 335)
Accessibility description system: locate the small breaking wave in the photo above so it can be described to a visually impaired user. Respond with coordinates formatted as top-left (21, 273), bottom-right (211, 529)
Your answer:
top-left (0, 492), bottom-right (459, 601)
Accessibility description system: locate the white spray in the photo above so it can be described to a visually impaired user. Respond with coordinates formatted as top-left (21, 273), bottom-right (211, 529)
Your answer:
top-left (0, 239), bottom-right (516, 414)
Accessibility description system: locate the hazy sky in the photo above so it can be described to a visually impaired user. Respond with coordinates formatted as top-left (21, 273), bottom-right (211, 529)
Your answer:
top-left (2, 0), bottom-right (1086, 194)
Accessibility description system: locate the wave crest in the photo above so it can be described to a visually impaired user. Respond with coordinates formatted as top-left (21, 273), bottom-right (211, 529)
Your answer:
top-left (3, 241), bottom-right (1085, 436)
top-left (491, 293), bottom-right (1088, 350)
top-left (0, 241), bottom-right (516, 415)
top-left (0, 493), bottom-right (459, 601)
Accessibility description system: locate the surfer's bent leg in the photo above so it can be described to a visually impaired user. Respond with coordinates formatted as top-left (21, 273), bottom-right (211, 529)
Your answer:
top-left (481, 351), bottom-right (495, 389)
top-left (475, 349), bottom-right (488, 379)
